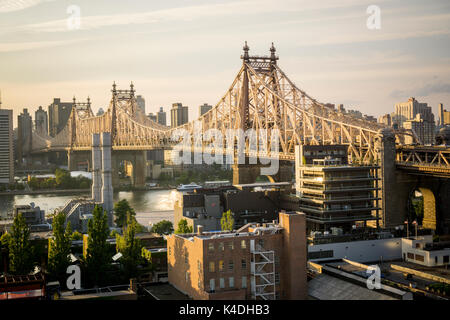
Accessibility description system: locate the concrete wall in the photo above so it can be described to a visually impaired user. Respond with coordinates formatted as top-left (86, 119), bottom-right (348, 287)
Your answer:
top-left (308, 237), bottom-right (403, 263)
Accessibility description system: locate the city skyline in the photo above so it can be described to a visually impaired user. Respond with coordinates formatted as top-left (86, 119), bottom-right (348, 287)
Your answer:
top-left (0, 0), bottom-right (450, 126)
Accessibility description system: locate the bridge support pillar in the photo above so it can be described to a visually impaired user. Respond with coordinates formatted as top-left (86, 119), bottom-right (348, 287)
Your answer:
top-left (232, 161), bottom-right (293, 185)
top-left (131, 151), bottom-right (146, 188)
top-left (232, 163), bottom-right (261, 185)
top-left (112, 155), bottom-right (120, 188)
top-left (67, 151), bottom-right (91, 172)
top-left (376, 128), bottom-right (414, 228)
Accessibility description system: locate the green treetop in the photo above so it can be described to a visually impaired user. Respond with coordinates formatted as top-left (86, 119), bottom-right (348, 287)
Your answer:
top-left (113, 199), bottom-right (136, 228)
top-left (8, 213), bottom-right (34, 275)
top-left (221, 210), bottom-right (234, 231)
top-left (175, 219), bottom-right (193, 234)
top-left (86, 205), bottom-right (112, 286)
top-left (151, 220), bottom-right (174, 235)
top-left (48, 211), bottom-right (72, 280)
top-left (116, 213), bottom-right (143, 279)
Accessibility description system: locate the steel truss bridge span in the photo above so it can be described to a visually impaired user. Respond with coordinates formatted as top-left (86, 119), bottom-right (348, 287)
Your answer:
top-left (31, 43), bottom-right (415, 163)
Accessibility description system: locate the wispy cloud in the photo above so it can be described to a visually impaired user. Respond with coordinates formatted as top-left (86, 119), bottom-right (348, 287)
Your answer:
top-left (0, 0), bottom-right (54, 13)
top-left (19, 0), bottom-right (374, 33)
top-left (0, 38), bottom-right (84, 52)
top-left (390, 81), bottom-right (450, 99)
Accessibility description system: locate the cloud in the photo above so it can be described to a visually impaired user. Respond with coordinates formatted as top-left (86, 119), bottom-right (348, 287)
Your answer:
top-left (0, 0), bottom-right (54, 13)
top-left (0, 38), bottom-right (84, 52)
top-left (19, 0), bottom-right (374, 33)
top-left (389, 81), bottom-right (450, 99)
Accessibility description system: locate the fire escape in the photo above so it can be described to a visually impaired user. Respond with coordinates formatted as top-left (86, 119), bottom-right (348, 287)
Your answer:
top-left (250, 239), bottom-right (276, 300)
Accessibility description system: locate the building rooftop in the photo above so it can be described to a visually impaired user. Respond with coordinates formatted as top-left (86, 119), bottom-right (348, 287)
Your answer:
top-left (234, 181), bottom-right (291, 190)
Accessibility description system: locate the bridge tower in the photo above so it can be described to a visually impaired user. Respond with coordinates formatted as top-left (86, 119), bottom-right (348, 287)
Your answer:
top-left (232, 42), bottom-right (293, 185)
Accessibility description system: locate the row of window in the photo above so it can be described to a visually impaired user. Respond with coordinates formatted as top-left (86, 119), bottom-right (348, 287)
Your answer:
top-left (208, 240), bottom-right (247, 252)
top-left (208, 259), bottom-right (247, 273)
top-left (208, 276), bottom-right (247, 291)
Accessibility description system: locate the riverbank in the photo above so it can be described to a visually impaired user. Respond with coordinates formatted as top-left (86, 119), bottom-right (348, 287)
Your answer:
top-left (0, 189), bottom-right (91, 196)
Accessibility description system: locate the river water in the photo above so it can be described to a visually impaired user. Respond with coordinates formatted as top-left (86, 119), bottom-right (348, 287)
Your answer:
top-left (0, 189), bottom-right (177, 228)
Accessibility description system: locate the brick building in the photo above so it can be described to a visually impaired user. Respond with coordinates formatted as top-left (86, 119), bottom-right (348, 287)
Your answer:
top-left (167, 211), bottom-right (307, 300)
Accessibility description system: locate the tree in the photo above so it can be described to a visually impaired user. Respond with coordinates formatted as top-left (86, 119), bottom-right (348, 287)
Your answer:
top-left (220, 210), bottom-right (234, 231)
top-left (151, 220), bottom-right (174, 235)
top-left (116, 213), bottom-right (143, 279)
top-left (86, 205), bottom-right (112, 286)
top-left (55, 168), bottom-right (71, 188)
top-left (8, 213), bottom-right (34, 274)
top-left (175, 219), bottom-right (193, 234)
top-left (113, 199), bottom-right (136, 228)
top-left (48, 212), bottom-right (72, 280)
top-left (71, 231), bottom-right (83, 241)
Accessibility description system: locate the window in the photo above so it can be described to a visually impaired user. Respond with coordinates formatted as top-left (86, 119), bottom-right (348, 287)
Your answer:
top-left (242, 276), bottom-right (247, 288)
top-left (241, 259), bottom-right (247, 269)
top-left (219, 242), bottom-right (224, 251)
top-left (198, 260), bottom-right (201, 270)
top-left (258, 239), bottom-right (264, 247)
top-left (209, 262), bottom-right (215, 272)
top-left (220, 278), bottom-right (225, 289)
top-left (415, 254), bottom-right (424, 262)
top-left (228, 242), bottom-right (234, 250)
top-left (275, 256), bottom-right (280, 267)
top-left (407, 252), bottom-right (414, 260)
top-left (185, 272), bottom-right (190, 282)
top-left (228, 260), bottom-right (234, 271)
top-left (444, 255), bottom-right (449, 263)
top-left (308, 250), bottom-right (334, 259)
top-left (229, 277), bottom-right (234, 288)
top-left (210, 279), bottom-right (215, 292)
top-left (219, 260), bottom-right (224, 272)
top-left (208, 243), bottom-right (214, 252)
top-left (185, 252), bottom-right (188, 264)
top-left (241, 240), bottom-right (247, 249)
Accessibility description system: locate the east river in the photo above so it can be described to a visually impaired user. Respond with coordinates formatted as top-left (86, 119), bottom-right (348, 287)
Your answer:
top-left (0, 189), bottom-right (177, 228)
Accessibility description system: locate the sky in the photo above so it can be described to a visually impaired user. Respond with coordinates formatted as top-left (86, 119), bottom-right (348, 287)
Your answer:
top-left (0, 0), bottom-right (449, 127)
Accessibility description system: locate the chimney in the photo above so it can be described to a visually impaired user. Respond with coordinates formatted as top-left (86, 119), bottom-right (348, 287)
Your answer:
top-left (100, 132), bottom-right (114, 227)
top-left (91, 133), bottom-right (102, 202)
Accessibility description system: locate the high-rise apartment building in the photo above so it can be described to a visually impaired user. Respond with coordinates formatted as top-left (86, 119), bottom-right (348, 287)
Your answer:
top-left (17, 108), bottom-right (33, 166)
top-left (438, 103), bottom-right (450, 126)
top-left (295, 145), bottom-right (380, 232)
top-left (394, 97), bottom-right (434, 126)
top-left (199, 103), bottom-right (212, 116)
top-left (170, 103), bottom-right (188, 127)
top-left (35, 106), bottom-right (48, 135)
top-left (393, 97), bottom-right (435, 144)
top-left (157, 107), bottom-right (167, 126)
top-left (403, 115), bottom-right (436, 145)
top-left (48, 98), bottom-right (73, 137)
top-left (0, 109), bottom-right (14, 184)
top-left (167, 211), bottom-right (307, 300)
top-left (378, 114), bottom-right (391, 126)
top-left (136, 95), bottom-right (145, 114)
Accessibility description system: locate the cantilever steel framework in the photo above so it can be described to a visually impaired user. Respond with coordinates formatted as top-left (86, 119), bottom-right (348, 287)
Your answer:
top-left (31, 43), bottom-right (416, 163)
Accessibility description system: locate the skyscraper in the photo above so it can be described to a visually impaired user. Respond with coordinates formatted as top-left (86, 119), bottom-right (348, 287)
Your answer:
top-left (394, 97), bottom-right (435, 144)
top-left (0, 109), bottom-right (14, 185)
top-left (17, 108), bottom-right (32, 166)
top-left (35, 106), bottom-right (48, 135)
top-left (48, 98), bottom-right (73, 137)
top-left (136, 95), bottom-right (145, 114)
top-left (170, 103), bottom-right (189, 127)
top-left (199, 103), bottom-right (212, 116)
top-left (157, 107), bottom-right (167, 126)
